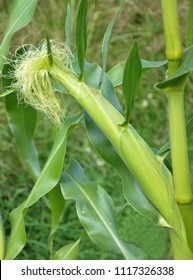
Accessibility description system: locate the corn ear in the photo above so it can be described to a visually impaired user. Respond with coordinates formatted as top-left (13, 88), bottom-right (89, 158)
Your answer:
top-left (9, 44), bottom-right (192, 258)
top-left (53, 65), bottom-right (173, 220)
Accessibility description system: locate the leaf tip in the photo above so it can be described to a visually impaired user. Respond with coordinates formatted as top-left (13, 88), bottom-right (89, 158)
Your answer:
top-left (46, 32), bottom-right (53, 66)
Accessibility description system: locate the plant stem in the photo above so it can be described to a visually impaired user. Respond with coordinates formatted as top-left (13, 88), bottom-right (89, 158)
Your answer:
top-left (161, 0), bottom-right (193, 255)
top-left (167, 89), bottom-right (192, 204)
top-left (179, 202), bottom-right (193, 252)
top-left (169, 229), bottom-right (193, 260)
top-left (161, 0), bottom-right (183, 60)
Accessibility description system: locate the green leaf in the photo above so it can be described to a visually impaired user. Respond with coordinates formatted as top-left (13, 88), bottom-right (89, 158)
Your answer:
top-left (108, 59), bottom-right (167, 88)
top-left (157, 143), bottom-right (171, 158)
top-left (0, 213), bottom-right (5, 260)
top-left (48, 185), bottom-right (65, 258)
top-left (65, 4), bottom-right (71, 49)
top-left (84, 61), bottom-right (122, 112)
top-left (46, 33), bottom-right (53, 65)
top-left (60, 160), bottom-right (147, 260)
top-left (53, 238), bottom-right (80, 260)
top-left (76, 0), bottom-right (87, 81)
top-left (0, 0), bottom-right (38, 71)
top-left (100, 0), bottom-right (126, 83)
top-left (186, 116), bottom-right (193, 136)
top-left (156, 47), bottom-right (193, 89)
top-left (122, 41), bottom-right (142, 124)
top-left (2, 58), bottom-right (40, 181)
top-left (4, 114), bottom-right (83, 260)
top-left (186, 0), bottom-right (193, 47)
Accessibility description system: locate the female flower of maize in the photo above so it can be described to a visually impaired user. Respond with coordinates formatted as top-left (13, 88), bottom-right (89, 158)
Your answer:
top-left (10, 41), bottom-right (73, 125)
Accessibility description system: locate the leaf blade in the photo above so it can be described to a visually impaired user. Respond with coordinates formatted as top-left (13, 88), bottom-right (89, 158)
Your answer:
top-left (156, 47), bottom-right (193, 89)
top-left (100, 0), bottom-right (126, 83)
top-left (53, 238), bottom-right (80, 260)
top-left (108, 59), bottom-right (167, 88)
top-left (48, 185), bottom-right (65, 258)
top-left (2, 48), bottom-right (40, 181)
top-left (60, 160), bottom-right (146, 260)
top-left (65, 4), bottom-right (71, 49)
top-left (122, 41), bottom-right (142, 124)
top-left (4, 114), bottom-right (83, 260)
top-left (76, 0), bottom-right (87, 81)
top-left (0, 0), bottom-right (38, 71)
top-left (186, 0), bottom-right (193, 47)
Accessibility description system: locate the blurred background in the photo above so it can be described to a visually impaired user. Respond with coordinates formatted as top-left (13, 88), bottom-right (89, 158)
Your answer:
top-left (0, 0), bottom-right (192, 259)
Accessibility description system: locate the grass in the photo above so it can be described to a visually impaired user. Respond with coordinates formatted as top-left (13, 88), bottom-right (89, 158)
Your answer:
top-left (0, 0), bottom-right (192, 259)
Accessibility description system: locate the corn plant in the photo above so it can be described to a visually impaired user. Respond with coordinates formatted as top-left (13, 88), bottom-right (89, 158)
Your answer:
top-left (0, 0), bottom-right (193, 260)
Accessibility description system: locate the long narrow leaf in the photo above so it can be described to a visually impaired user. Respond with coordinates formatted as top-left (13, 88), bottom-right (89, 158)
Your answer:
top-left (3, 46), bottom-right (40, 180)
top-left (4, 114), bottom-right (83, 260)
top-left (122, 41), bottom-right (142, 124)
top-left (108, 59), bottom-right (167, 88)
top-left (156, 46), bottom-right (193, 89)
top-left (0, 0), bottom-right (38, 71)
top-left (186, 115), bottom-right (193, 136)
top-left (76, 0), bottom-right (87, 81)
top-left (48, 185), bottom-right (65, 258)
top-left (3, 59), bottom-right (40, 181)
top-left (46, 33), bottom-right (53, 65)
top-left (53, 238), bottom-right (81, 260)
top-left (100, 0), bottom-right (125, 83)
top-left (65, 4), bottom-right (71, 49)
top-left (60, 160), bottom-right (147, 260)
top-left (186, 0), bottom-right (193, 47)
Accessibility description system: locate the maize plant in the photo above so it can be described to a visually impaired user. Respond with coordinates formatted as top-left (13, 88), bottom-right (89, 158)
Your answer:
top-left (0, 0), bottom-right (193, 260)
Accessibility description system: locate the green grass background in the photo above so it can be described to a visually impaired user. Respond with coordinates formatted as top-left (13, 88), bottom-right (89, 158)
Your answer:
top-left (0, 0), bottom-right (192, 259)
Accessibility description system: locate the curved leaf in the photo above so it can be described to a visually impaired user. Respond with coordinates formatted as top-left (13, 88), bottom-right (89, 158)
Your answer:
top-left (2, 50), bottom-right (40, 181)
top-left (122, 41), bottom-right (142, 124)
top-left (186, 116), bottom-right (193, 136)
top-left (65, 4), bottom-right (71, 49)
top-left (108, 59), bottom-right (167, 88)
top-left (186, 0), bottom-right (193, 47)
top-left (100, 0), bottom-right (126, 83)
top-left (46, 33), bottom-right (53, 65)
top-left (48, 185), bottom-right (65, 258)
top-left (53, 238), bottom-right (80, 260)
top-left (156, 47), bottom-right (193, 89)
top-left (76, 0), bottom-right (87, 81)
top-left (4, 113), bottom-right (83, 260)
top-left (0, 0), bottom-right (38, 71)
top-left (60, 160), bottom-right (147, 260)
